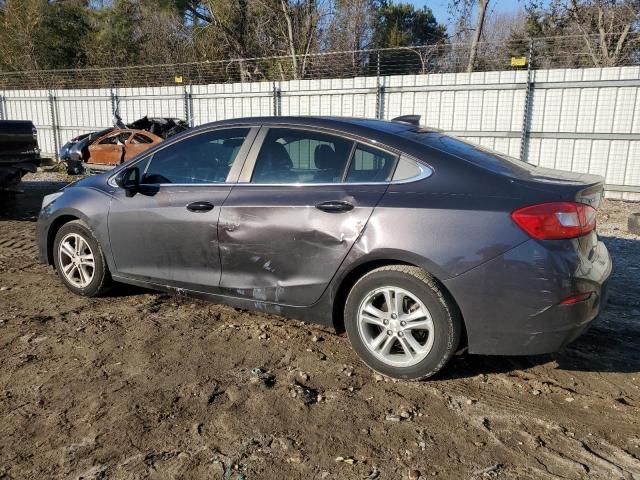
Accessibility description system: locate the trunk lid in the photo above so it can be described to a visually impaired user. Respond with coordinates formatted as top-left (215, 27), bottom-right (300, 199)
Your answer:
top-left (510, 166), bottom-right (605, 210)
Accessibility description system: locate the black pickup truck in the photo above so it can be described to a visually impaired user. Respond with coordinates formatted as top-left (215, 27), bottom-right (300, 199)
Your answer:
top-left (0, 120), bottom-right (42, 189)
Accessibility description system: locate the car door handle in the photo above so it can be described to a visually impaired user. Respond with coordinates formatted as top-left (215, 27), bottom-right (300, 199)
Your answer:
top-left (186, 201), bottom-right (214, 212)
top-left (315, 200), bottom-right (354, 213)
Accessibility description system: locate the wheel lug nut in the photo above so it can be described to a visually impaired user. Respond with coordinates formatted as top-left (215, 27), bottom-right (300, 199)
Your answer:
top-left (400, 321), bottom-right (406, 327)
top-left (398, 331), bottom-right (404, 337)
top-left (387, 330), bottom-right (393, 336)
top-left (383, 319), bottom-right (389, 325)
top-left (391, 313), bottom-right (397, 319)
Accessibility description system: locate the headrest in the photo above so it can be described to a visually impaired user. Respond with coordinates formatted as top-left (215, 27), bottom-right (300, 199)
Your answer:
top-left (314, 144), bottom-right (340, 170)
top-left (263, 142), bottom-right (292, 169)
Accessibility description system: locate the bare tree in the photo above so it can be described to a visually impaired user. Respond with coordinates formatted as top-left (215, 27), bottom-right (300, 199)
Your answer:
top-left (280, 0), bottom-right (299, 77)
top-left (467, 0), bottom-right (490, 72)
top-left (0, 0), bottom-right (45, 71)
top-left (568, 0), bottom-right (640, 66)
top-left (449, 0), bottom-right (493, 72)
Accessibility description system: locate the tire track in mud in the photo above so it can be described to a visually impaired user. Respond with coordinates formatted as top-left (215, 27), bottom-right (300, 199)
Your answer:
top-left (0, 223), bottom-right (38, 261)
top-left (430, 383), bottom-right (640, 479)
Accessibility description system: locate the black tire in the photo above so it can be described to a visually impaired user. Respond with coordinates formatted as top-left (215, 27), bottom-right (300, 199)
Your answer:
top-left (53, 220), bottom-right (111, 297)
top-left (344, 265), bottom-right (461, 380)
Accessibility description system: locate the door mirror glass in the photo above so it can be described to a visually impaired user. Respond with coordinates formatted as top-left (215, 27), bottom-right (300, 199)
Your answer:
top-left (116, 166), bottom-right (140, 197)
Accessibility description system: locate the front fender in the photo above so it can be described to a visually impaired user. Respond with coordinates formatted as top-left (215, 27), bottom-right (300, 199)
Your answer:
top-left (37, 186), bottom-right (114, 270)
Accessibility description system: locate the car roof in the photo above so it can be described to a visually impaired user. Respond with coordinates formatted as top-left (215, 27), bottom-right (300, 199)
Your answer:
top-left (197, 116), bottom-right (447, 149)
top-left (201, 116), bottom-right (417, 136)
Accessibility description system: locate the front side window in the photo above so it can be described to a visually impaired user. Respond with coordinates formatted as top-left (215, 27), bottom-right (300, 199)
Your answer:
top-left (251, 128), bottom-right (353, 184)
top-left (142, 128), bottom-right (249, 184)
top-left (345, 143), bottom-right (397, 183)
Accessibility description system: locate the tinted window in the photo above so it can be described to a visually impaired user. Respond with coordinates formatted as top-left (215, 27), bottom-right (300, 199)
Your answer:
top-left (345, 143), bottom-right (396, 182)
top-left (251, 128), bottom-right (353, 184)
top-left (392, 156), bottom-right (425, 181)
top-left (142, 128), bottom-right (249, 184)
top-left (403, 131), bottom-right (538, 177)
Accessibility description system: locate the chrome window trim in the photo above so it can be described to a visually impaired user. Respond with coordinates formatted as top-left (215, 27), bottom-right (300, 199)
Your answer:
top-left (229, 162), bottom-right (432, 188)
top-left (109, 163), bottom-right (431, 188)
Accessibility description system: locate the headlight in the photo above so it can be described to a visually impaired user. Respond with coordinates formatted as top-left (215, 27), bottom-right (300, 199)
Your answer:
top-left (41, 191), bottom-right (64, 209)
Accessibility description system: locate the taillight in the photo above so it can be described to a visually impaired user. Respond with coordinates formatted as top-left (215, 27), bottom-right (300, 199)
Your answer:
top-left (511, 202), bottom-right (596, 240)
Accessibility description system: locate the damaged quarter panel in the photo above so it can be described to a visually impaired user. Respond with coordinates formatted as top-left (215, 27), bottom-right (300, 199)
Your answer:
top-left (443, 233), bottom-right (611, 355)
top-left (340, 142), bottom-right (532, 284)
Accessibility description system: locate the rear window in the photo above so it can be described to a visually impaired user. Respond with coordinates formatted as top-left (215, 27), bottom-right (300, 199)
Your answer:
top-left (403, 131), bottom-right (539, 177)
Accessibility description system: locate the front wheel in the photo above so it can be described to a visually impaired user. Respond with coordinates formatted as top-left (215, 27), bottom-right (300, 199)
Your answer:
top-left (53, 220), bottom-right (111, 297)
top-left (344, 265), bottom-right (461, 380)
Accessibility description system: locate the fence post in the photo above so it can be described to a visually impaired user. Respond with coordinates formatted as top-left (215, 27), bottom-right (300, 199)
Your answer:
top-left (376, 81), bottom-right (385, 120)
top-left (110, 87), bottom-right (119, 121)
top-left (273, 82), bottom-right (281, 116)
top-left (183, 85), bottom-right (193, 127)
top-left (375, 51), bottom-right (385, 120)
top-left (0, 94), bottom-right (5, 120)
top-left (519, 39), bottom-right (535, 163)
top-left (48, 91), bottom-right (60, 163)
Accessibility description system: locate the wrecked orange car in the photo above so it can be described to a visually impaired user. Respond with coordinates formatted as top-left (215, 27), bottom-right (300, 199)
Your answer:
top-left (86, 129), bottom-right (163, 167)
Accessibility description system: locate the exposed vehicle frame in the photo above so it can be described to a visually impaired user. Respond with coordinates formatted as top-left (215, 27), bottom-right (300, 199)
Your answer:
top-left (61, 117), bottom-right (188, 174)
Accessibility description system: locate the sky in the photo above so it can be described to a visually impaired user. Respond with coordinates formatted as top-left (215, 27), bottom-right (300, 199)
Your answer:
top-left (408, 0), bottom-right (528, 25)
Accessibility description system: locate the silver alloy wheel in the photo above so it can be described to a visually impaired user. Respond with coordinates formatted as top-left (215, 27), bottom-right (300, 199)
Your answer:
top-left (58, 232), bottom-right (95, 288)
top-left (357, 286), bottom-right (435, 367)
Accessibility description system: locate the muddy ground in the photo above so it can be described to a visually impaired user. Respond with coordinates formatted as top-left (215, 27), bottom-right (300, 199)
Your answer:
top-left (0, 171), bottom-right (639, 480)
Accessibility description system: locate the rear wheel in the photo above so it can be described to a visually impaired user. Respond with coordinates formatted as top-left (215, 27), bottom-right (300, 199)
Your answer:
top-left (53, 220), bottom-right (111, 296)
top-left (344, 265), bottom-right (461, 380)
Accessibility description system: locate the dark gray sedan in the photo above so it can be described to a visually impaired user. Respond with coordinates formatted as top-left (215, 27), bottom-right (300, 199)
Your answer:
top-left (36, 116), bottom-right (611, 380)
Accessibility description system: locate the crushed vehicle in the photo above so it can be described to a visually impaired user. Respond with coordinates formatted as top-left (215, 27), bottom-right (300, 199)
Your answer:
top-left (62, 116), bottom-right (188, 174)
top-left (0, 120), bottom-right (42, 189)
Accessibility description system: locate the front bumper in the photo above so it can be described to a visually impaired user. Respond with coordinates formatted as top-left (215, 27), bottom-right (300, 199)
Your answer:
top-left (444, 235), bottom-right (612, 356)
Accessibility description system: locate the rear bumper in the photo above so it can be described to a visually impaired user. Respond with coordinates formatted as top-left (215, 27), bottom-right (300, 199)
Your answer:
top-left (443, 235), bottom-right (611, 356)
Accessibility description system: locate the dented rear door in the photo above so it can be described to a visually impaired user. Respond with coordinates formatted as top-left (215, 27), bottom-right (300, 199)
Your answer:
top-left (218, 183), bottom-right (386, 306)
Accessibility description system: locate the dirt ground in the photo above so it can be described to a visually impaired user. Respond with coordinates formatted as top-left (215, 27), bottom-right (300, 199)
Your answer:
top-left (1, 171), bottom-right (639, 480)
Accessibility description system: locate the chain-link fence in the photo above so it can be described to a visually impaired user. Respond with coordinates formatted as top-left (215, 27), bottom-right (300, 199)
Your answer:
top-left (0, 34), bottom-right (639, 90)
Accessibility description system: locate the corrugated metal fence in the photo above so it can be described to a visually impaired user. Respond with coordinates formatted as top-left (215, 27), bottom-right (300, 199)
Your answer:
top-left (1, 66), bottom-right (639, 199)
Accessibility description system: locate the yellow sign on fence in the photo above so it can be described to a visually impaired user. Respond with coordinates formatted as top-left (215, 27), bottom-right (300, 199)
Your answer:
top-left (174, 75), bottom-right (183, 84)
top-left (511, 56), bottom-right (527, 67)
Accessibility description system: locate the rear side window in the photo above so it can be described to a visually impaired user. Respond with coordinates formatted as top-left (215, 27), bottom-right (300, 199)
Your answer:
top-left (345, 143), bottom-right (397, 183)
top-left (251, 128), bottom-right (353, 184)
top-left (142, 128), bottom-right (249, 184)
top-left (404, 131), bottom-right (538, 177)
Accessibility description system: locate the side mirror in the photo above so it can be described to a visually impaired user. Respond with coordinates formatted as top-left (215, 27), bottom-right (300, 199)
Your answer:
top-left (115, 166), bottom-right (140, 197)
